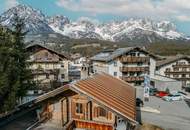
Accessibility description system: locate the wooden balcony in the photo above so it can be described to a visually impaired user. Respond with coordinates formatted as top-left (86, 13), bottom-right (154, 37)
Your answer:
top-left (165, 70), bottom-right (190, 74)
top-left (27, 58), bottom-right (60, 63)
top-left (120, 67), bottom-right (149, 72)
top-left (64, 119), bottom-right (113, 130)
top-left (120, 56), bottom-right (149, 63)
top-left (172, 64), bottom-right (190, 68)
top-left (31, 69), bottom-right (59, 75)
top-left (171, 77), bottom-right (190, 80)
top-left (121, 76), bottom-right (144, 82)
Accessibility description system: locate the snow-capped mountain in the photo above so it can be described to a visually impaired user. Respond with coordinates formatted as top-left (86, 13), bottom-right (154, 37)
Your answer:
top-left (48, 16), bottom-right (186, 42)
top-left (0, 4), bottom-right (53, 34)
top-left (0, 4), bottom-right (188, 43)
top-left (51, 19), bottom-right (185, 42)
top-left (47, 15), bottom-right (70, 32)
top-left (49, 17), bottom-right (103, 39)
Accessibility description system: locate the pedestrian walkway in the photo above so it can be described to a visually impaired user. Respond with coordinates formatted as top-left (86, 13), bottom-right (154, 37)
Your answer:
top-left (140, 106), bottom-right (160, 114)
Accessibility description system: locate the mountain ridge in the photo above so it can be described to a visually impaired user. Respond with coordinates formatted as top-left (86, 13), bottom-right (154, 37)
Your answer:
top-left (0, 4), bottom-right (189, 43)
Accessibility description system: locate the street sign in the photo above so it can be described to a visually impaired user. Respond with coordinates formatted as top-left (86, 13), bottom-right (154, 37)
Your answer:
top-left (144, 74), bottom-right (150, 101)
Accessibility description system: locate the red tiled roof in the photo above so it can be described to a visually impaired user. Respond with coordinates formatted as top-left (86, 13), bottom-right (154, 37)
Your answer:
top-left (70, 73), bottom-right (137, 123)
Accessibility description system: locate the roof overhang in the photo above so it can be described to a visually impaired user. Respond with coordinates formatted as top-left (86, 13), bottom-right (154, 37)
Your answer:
top-left (69, 84), bottom-right (138, 125)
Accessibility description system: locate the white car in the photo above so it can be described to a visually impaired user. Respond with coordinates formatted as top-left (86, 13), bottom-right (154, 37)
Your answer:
top-left (171, 91), bottom-right (190, 99)
top-left (162, 94), bottom-right (184, 101)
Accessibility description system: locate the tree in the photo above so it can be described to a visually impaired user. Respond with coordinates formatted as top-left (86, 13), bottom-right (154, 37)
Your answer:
top-left (0, 14), bottom-right (34, 113)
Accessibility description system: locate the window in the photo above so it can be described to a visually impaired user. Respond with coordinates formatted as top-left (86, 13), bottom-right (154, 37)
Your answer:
top-left (137, 72), bottom-right (142, 76)
top-left (46, 74), bottom-right (49, 79)
top-left (130, 53), bottom-right (136, 56)
top-left (182, 68), bottom-right (187, 72)
top-left (174, 68), bottom-right (179, 72)
top-left (166, 74), bottom-right (170, 77)
top-left (45, 64), bottom-right (49, 68)
top-left (137, 62), bottom-right (143, 66)
top-left (45, 52), bottom-right (48, 58)
top-left (76, 103), bottom-right (83, 114)
top-left (135, 81), bottom-right (141, 86)
top-left (114, 61), bottom-right (117, 67)
top-left (97, 107), bottom-right (107, 117)
top-left (173, 74), bottom-right (179, 78)
top-left (182, 74), bottom-right (186, 78)
top-left (166, 68), bottom-right (171, 72)
top-left (61, 64), bottom-right (64, 68)
top-left (114, 72), bottom-right (117, 77)
top-left (137, 53), bottom-right (140, 57)
top-left (61, 74), bottom-right (65, 79)
top-left (130, 72), bottom-right (135, 76)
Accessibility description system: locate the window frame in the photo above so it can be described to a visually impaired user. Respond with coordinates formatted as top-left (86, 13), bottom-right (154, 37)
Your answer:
top-left (76, 103), bottom-right (83, 114)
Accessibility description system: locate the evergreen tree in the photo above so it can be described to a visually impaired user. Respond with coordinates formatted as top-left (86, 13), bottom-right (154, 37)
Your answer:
top-left (0, 14), bottom-right (33, 113)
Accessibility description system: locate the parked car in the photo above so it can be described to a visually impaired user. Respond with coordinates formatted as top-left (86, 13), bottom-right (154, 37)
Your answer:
top-left (149, 88), bottom-right (158, 96)
top-left (171, 91), bottom-right (189, 99)
top-left (162, 94), bottom-right (184, 101)
top-left (156, 91), bottom-right (169, 98)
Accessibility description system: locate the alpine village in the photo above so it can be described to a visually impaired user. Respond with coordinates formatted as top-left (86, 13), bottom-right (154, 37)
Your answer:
top-left (0, 2), bottom-right (190, 130)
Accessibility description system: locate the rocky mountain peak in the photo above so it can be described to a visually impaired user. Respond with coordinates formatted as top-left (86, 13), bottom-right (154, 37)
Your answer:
top-left (0, 4), bottom-right (187, 43)
top-left (0, 4), bottom-right (53, 34)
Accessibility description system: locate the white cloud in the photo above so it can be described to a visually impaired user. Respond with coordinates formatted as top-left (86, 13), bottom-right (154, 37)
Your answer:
top-left (56, 0), bottom-right (190, 21)
top-left (5, 0), bottom-right (19, 10)
top-left (176, 15), bottom-right (190, 22)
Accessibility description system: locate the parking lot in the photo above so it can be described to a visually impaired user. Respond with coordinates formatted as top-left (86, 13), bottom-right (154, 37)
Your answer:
top-left (136, 87), bottom-right (190, 130)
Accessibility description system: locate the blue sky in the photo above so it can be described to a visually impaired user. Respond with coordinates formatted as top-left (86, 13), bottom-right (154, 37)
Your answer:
top-left (0, 0), bottom-right (190, 36)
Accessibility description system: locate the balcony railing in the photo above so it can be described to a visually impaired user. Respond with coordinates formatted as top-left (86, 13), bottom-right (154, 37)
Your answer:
top-left (165, 70), bottom-right (190, 74)
top-left (64, 119), bottom-right (113, 130)
top-left (31, 69), bottom-right (59, 75)
top-left (121, 76), bottom-right (144, 82)
top-left (27, 58), bottom-right (59, 63)
top-left (120, 67), bottom-right (149, 72)
top-left (120, 56), bottom-right (149, 63)
top-left (172, 64), bottom-right (190, 68)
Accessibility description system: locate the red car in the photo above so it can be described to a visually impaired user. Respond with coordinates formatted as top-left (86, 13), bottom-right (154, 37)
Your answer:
top-left (156, 91), bottom-right (169, 98)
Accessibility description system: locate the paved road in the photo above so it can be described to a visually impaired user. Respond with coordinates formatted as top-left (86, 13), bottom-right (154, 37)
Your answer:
top-left (136, 87), bottom-right (190, 130)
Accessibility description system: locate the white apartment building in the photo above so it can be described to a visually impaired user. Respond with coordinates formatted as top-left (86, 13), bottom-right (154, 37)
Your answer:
top-left (156, 55), bottom-right (190, 87)
top-left (90, 47), bottom-right (158, 86)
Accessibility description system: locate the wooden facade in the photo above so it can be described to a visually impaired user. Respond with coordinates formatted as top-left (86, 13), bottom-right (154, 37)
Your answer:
top-left (120, 56), bottom-right (149, 63)
top-left (119, 55), bottom-right (150, 85)
top-left (68, 94), bottom-right (115, 129)
top-left (26, 44), bottom-right (69, 90)
top-left (120, 67), bottom-right (149, 72)
top-left (35, 74), bottom-right (137, 130)
top-left (121, 76), bottom-right (144, 82)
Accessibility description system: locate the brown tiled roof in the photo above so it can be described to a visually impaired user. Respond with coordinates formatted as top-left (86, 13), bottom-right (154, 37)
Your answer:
top-left (156, 55), bottom-right (190, 68)
top-left (90, 47), bottom-right (160, 62)
top-left (26, 43), bottom-right (70, 60)
top-left (30, 73), bottom-right (136, 124)
top-left (70, 73), bottom-right (137, 123)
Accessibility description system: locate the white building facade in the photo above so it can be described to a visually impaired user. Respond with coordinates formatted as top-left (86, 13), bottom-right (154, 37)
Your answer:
top-left (91, 47), bottom-right (158, 86)
top-left (156, 56), bottom-right (190, 87)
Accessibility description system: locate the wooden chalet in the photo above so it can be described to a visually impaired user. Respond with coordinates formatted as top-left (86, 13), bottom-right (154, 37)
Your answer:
top-left (34, 73), bottom-right (137, 130)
